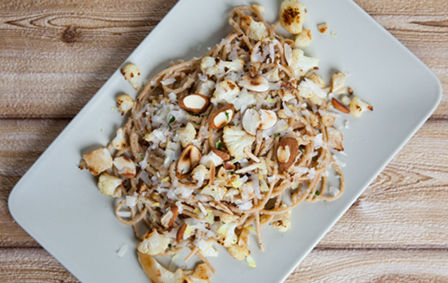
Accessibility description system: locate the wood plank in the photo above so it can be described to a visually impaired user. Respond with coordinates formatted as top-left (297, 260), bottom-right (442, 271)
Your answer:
top-left (1, 119), bottom-right (447, 248)
top-left (0, 0), bottom-right (446, 118)
top-left (0, 0), bottom-right (179, 119)
top-left (0, 119), bottom-right (69, 247)
top-left (287, 248), bottom-right (448, 282)
top-left (1, 247), bottom-right (447, 282)
top-left (0, 248), bottom-right (78, 283)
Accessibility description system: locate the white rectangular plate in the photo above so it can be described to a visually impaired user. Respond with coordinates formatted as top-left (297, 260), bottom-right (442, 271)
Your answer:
top-left (9, 0), bottom-right (442, 282)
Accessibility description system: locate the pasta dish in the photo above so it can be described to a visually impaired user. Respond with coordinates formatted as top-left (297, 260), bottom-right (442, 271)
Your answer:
top-left (80, 1), bottom-right (372, 281)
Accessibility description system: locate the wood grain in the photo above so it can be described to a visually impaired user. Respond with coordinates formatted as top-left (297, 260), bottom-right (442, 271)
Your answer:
top-left (287, 248), bottom-right (448, 282)
top-left (1, 247), bottom-right (447, 283)
top-left (1, 0), bottom-right (447, 281)
top-left (0, 0), bottom-right (447, 118)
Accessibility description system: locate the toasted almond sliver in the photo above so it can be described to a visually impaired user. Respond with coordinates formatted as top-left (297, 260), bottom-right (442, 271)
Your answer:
top-left (209, 104), bottom-right (235, 129)
top-left (242, 108), bottom-right (261, 135)
top-left (177, 145), bottom-right (202, 177)
top-left (179, 93), bottom-right (210, 114)
top-left (331, 98), bottom-right (350, 114)
top-left (277, 137), bottom-right (299, 172)
top-left (212, 149), bottom-right (230, 161)
top-left (168, 206), bottom-right (179, 227)
top-left (177, 223), bottom-right (187, 242)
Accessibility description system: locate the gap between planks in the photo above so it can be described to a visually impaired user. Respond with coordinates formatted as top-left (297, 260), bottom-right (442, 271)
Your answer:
top-left (2, 245), bottom-right (448, 252)
top-left (0, 115), bottom-right (446, 121)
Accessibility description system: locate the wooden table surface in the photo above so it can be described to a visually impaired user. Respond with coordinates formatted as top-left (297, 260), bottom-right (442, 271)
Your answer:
top-left (1, 0), bottom-right (447, 282)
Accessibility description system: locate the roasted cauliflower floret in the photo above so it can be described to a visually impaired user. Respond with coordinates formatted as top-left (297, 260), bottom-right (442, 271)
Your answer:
top-left (116, 94), bottom-right (135, 115)
top-left (331, 72), bottom-right (347, 95)
top-left (211, 80), bottom-right (240, 105)
top-left (350, 96), bottom-right (373, 118)
top-left (82, 148), bottom-right (113, 176)
top-left (97, 173), bottom-right (122, 197)
top-left (294, 28), bottom-right (312, 48)
top-left (121, 63), bottom-right (141, 90)
top-left (177, 123), bottom-right (197, 148)
top-left (113, 156), bottom-right (136, 178)
top-left (111, 128), bottom-right (126, 150)
top-left (280, 0), bottom-right (307, 34)
top-left (247, 19), bottom-right (268, 41)
top-left (201, 184), bottom-right (227, 202)
top-left (137, 229), bottom-right (171, 256)
top-left (227, 244), bottom-right (250, 261)
top-left (223, 126), bottom-right (255, 159)
top-left (291, 49), bottom-right (319, 78)
top-left (272, 210), bottom-right (291, 232)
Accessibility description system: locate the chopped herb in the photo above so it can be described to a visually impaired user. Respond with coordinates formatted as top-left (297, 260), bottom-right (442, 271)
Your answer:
top-left (169, 116), bottom-right (176, 124)
top-left (315, 191), bottom-right (320, 196)
top-left (299, 147), bottom-right (305, 153)
top-left (151, 86), bottom-right (155, 89)
top-left (225, 111), bottom-right (230, 120)
top-left (139, 153), bottom-right (144, 159)
top-left (230, 171), bottom-right (235, 175)
top-left (274, 133), bottom-right (281, 138)
top-left (270, 37), bottom-right (274, 40)
top-left (216, 140), bottom-right (224, 150)
top-left (168, 243), bottom-right (172, 248)
top-left (250, 104), bottom-right (256, 107)
top-left (194, 121), bottom-right (201, 125)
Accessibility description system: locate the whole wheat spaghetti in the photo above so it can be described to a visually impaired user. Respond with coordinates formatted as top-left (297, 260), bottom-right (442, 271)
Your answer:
top-left (80, 2), bottom-right (372, 281)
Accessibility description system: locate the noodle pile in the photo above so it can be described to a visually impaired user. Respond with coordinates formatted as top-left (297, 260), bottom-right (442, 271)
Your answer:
top-left (80, 2), bottom-right (372, 281)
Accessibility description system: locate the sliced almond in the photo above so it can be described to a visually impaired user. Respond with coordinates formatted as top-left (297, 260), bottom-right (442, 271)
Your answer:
top-left (277, 145), bottom-right (291, 163)
top-left (200, 151), bottom-right (225, 168)
top-left (331, 98), bottom-right (350, 114)
top-left (239, 73), bottom-right (269, 92)
top-left (212, 149), bottom-right (230, 161)
top-left (223, 161), bottom-right (236, 171)
top-left (179, 93), bottom-right (210, 114)
top-left (161, 206), bottom-right (179, 228)
top-left (209, 104), bottom-right (235, 129)
top-left (176, 223), bottom-right (187, 242)
top-left (242, 108), bottom-right (261, 135)
top-left (277, 137), bottom-right (299, 172)
top-left (259, 109), bottom-right (277, 130)
top-left (176, 145), bottom-right (202, 177)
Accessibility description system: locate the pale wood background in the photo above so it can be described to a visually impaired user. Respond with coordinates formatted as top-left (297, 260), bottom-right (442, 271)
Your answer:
top-left (1, 0), bottom-right (447, 282)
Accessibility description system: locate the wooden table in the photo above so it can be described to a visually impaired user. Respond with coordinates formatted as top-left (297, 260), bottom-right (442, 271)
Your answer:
top-left (1, 0), bottom-right (447, 281)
